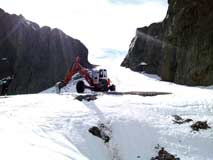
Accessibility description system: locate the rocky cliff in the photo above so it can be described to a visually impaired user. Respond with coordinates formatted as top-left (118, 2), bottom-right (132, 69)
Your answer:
top-left (121, 0), bottom-right (213, 86)
top-left (0, 8), bottom-right (92, 94)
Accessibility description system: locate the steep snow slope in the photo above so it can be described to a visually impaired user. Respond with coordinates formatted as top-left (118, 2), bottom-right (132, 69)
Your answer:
top-left (0, 49), bottom-right (213, 160)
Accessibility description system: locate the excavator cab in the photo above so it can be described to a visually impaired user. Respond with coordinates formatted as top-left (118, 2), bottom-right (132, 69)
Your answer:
top-left (92, 69), bottom-right (107, 84)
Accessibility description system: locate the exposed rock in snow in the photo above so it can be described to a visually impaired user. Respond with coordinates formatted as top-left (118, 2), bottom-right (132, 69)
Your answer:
top-left (172, 115), bottom-right (193, 125)
top-left (191, 121), bottom-right (211, 131)
top-left (75, 95), bottom-right (97, 101)
top-left (151, 147), bottom-right (180, 160)
top-left (88, 123), bottom-right (111, 143)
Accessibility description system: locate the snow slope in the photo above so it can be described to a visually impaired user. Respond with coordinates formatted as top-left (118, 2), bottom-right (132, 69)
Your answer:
top-left (0, 49), bottom-right (213, 160)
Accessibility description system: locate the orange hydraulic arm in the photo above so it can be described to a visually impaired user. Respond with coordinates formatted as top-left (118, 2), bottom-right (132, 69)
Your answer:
top-left (63, 56), bottom-right (93, 86)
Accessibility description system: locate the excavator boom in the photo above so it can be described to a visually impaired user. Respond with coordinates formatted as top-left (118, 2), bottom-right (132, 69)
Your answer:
top-left (63, 56), bottom-right (93, 86)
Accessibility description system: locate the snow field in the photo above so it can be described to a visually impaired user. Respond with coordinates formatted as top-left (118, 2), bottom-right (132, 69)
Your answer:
top-left (0, 49), bottom-right (213, 160)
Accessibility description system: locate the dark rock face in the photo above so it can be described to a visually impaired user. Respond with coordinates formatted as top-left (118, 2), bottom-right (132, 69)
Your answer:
top-left (121, 0), bottom-right (213, 86)
top-left (121, 23), bottom-right (165, 75)
top-left (0, 8), bottom-right (92, 94)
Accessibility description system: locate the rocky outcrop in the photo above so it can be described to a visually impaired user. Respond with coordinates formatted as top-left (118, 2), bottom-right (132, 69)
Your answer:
top-left (0, 8), bottom-right (92, 94)
top-left (121, 0), bottom-right (213, 86)
top-left (121, 23), bottom-right (165, 75)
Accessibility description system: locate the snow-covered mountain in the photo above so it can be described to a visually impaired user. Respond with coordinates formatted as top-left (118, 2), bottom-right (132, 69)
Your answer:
top-left (0, 49), bottom-right (213, 160)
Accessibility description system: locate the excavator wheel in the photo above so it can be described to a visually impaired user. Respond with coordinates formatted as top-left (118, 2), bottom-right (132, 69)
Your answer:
top-left (76, 81), bottom-right (85, 93)
top-left (109, 84), bottom-right (116, 91)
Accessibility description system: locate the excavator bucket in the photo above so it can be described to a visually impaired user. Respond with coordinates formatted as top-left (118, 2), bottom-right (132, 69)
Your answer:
top-left (55, 81), bottom-right (65, 93)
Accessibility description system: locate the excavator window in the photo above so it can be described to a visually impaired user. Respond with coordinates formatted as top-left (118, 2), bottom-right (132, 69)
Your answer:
top-left (99, 69), bottom-right (107, 79)
top-left (99, 71), bottom-right (104, 78)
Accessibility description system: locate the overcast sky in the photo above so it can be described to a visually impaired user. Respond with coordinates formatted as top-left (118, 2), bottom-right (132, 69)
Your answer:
top-left (0, 0), bottom-right (168, 51)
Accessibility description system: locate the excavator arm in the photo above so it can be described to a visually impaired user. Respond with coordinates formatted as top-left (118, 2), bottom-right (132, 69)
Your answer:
top-left (56, 56), bottom-right (93, 92)
top-left (63, 56), bottom-right (81, 85)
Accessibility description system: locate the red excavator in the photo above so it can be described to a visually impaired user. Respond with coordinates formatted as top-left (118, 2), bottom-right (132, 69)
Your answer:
top-left (56, 56), bottom-right (116, 93)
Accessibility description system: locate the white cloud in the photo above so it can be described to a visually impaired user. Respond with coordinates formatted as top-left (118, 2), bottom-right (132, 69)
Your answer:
top-left (0, 0), bottom-right (168, 51)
